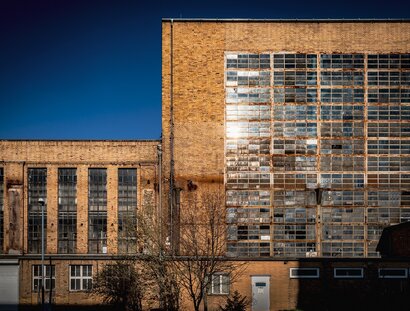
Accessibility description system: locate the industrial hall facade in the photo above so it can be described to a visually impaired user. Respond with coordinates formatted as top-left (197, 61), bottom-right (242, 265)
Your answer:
top-left (1, 19), bottom-right (410, 310)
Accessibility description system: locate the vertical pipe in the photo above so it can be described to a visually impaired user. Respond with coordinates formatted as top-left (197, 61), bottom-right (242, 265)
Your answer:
top-left (39, 198), bottom-right (45, 310)
top-left (157, 144), bottom-right (164, 310)
top-left (22, 161), bottom-right (26, 254)
top-left (169, 18), bottom-right (175, 253)
top-left (157, 144), bottom-right (163, 254)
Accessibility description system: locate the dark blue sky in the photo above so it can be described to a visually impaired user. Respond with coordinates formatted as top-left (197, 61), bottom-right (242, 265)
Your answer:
top-left (0, 0), bottom-right (409, 139)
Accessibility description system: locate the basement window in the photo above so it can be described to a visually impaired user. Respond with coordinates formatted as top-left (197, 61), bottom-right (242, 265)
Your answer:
top-left (378, 268), bottom-right (408, 279)
top-left (289, 268), bottom-right (320, 279)
top-left (334, 268), bottom-right (364, 279)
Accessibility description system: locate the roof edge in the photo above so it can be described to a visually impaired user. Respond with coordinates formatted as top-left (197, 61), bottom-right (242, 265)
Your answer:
top-left (162, 18), bottom-right (410, 22)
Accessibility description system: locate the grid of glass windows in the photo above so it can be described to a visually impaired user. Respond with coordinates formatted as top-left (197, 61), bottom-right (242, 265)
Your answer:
top-left (58, 168), bottom-right (77, 254)
top-left (32, 265), bottom-right (55, 291)
top-left (320, 174), bottom-right (364, 189)
top-left (321, 122), bottom-right (364, 138)
top-left (368, 173), bottom-right (410, 189)
top-left (320, 54), bottom-right (364, 69)
top-left (320, 140), bottom-right (365, 155)
top-left (226, 190), bottom-right (270, 207)
top-left (226, 53), bottom-right (270, 69)
top-left (273, 191), bottom-right (316, 207)
top-left (272, 207), bottom-right (316, 255)
top-left (368, 105), bottom-right (410, 121)
top-left (368, 71), bottom-right (410, 86)
top-left (368, 122), bottom-right (410, 137)
top-left (28, 168), bottom-right (47, 254)
top-left (0, 168), bottom-right (3, 254)
top-left (70, 265), bottom-right (92, 291)
top-left (272, 139), bottom-right (317, 155)
top-left (118, 169), bottom-right (137, 254)
top-left (226, 207), bottom-right (270, 223)
top-left (273, 122), bottom-right (317, 138)
top-left (228, 224), bottom-right (271, 241)
top-left (367, 54), bottom-right (410, 69)
top-left (88, 169), bottom-right (107, 254)
top-left (320, 105), bottom-right (364, 121)
top-left (322, 242), bottom-right (365, 257)
top-left (225, 52), bottom-right (410, 258)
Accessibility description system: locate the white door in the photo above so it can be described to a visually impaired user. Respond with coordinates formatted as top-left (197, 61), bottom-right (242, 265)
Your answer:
top-left (0, 264), bottom-right (19, 311)
top-left (251, 276), bottom-right (270, 311)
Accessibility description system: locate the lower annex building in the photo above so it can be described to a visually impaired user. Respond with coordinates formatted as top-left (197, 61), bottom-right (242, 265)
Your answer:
top-left (1, 19), bottom-right (410, 310)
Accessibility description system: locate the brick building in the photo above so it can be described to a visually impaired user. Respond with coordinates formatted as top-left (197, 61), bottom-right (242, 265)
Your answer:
top-left (161, 19), bottom-right (410, 310)
top-left (0, 140), bottom-right (159, 309)
top-left (1, 19), bottom-right (410, 310)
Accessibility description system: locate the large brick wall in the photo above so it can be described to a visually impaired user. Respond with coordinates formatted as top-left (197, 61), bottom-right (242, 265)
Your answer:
top-left (0, 140), bottom-right (159, 255)
top-left (161, 21), bottom-right (410, 187)
top-left (161, 20), bottom-right (410, 248)
top-left (161, 20), bottom-right (410, 310)
top-left (1, 140), bottom-right (159, 255)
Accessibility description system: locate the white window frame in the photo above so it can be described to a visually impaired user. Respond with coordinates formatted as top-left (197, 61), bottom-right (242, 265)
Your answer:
top-left (334, 268), bottom-right (364, 279)
top-left (69, 265), bottom-right (93, 291)
top-left (289, 268), bottom-right (320, 279)
top-left (378, 268), bottom-right (408, 279)
top-left (209, 273), bottom-right (230, 295)
top-left (32, 265), bottom-right (55, 291)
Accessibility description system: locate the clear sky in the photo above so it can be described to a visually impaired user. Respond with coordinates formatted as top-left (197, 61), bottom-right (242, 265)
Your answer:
top-left (0, 0), bottom-right (409, 140)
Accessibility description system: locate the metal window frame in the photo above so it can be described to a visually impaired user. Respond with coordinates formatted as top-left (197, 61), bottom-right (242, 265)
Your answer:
top-left (210, 273), bottom-right (230, 295)
top-left (378, 268), bottom-right (408, 279)
top-left (32, 264), bottom-right (55, 292)
top-left (289, 267), bottom-right (320, 279)
top-left (28, 168), bottom-right (47, 254)
top-left (333, 267), bottom-right (364, 279)
top-left (69, 265), bottom-right (93, 291)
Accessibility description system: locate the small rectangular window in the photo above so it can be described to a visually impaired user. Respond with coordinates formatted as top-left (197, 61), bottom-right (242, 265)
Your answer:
top-left (32, 265), bottom-right (55, 291)
top-left (378, 268), bottom-right (408, 279)
top-left (289, 268), bottom-right (320, 278)
top-left (209, 273), bottom-right (230, 295)
top-left (334, 268), bottom-right (364, 278)
top-left (70, 265), bottom-right (93, 291)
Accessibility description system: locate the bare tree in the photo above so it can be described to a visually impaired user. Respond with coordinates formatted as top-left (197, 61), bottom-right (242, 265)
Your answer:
top-left (174, 189), bottom-right (246, 311)
top-left (92, 259), bottom-right (144, 311)
top-left (136, 210), bottom-right (181, 311)
top-left (92, 210), bottom-right (180, 311)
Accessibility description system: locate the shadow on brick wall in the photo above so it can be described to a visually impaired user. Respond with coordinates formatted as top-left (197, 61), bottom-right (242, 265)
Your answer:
top-left (294, 261), bottom-right (410, 311)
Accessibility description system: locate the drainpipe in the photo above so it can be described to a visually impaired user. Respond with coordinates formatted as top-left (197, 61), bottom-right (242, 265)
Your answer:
top-left (169, 18), bottom-right (175, 254)
top-left (157, 144), bottom-right (163, 255)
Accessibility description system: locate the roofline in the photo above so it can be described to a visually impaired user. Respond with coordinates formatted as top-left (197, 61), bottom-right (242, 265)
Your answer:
top-left (0, 139), bottom-right (161, 143)
top-left (162, 18), bottom-right (410, 23)
top-left (10, 254), bottom-right (410, 262)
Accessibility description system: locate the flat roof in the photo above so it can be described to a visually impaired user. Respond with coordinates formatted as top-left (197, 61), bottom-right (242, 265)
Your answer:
top-left (162, 18), bottom-right (410, 22)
